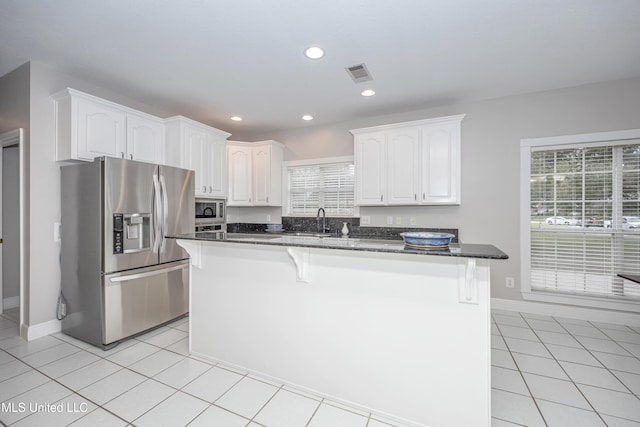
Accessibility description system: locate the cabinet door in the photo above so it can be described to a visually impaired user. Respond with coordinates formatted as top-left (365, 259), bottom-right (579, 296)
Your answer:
top-left (355, 133), bottom-right (386, 205)
top-left (183, 126), bottom-right (208, 197)
top-left (207, 138), bottom-right (227, 198)
top-left (252, 146), bottom-right (271, 205)
top-left (227, 146), bottom-right (253, 206)
top-left (387, 128), bottom-right (420, 205)
top-left (77, 98), bottom-right (126, 160)
top-left (126, 114), bottom-right (164, 164)
top-left (420, 122), bottom-right (460, 204)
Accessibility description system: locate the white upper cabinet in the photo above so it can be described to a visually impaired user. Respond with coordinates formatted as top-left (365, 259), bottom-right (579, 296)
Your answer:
top-left (351, 114), bottom-right (464, 206)
top-left (387, 127), bottom-right (421, 205)
top-left (126, 113), bottom-right (165, 164)
top-left (354, 132), bottom-right (386, 205)
top-left (165, 116), bottom-right (231, 199)
top-left (420, 120), bottom-right (460, 204)
top-left (53, 88), bottom-right (164, 164)
top-left (227, 145), bottom-right (253, 206)
top-left (227, 141), bottom-right (283, 207)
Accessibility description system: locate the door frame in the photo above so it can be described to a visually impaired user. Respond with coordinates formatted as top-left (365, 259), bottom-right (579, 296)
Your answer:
top-left (0, 129), bottom-right (25, 329)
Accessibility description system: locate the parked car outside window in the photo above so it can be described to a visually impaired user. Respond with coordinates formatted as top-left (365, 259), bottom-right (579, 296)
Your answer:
top-left (545, 216), bottom-right (581, 225)
top-left (623, 216), bottom-right (640, 230)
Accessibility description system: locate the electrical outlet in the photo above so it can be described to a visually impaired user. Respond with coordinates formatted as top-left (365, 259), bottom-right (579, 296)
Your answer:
top-left (361, 216), bottom-right (371, 225)
top-left (387, 216), bottom-right (393, 225)
top-left (395, 216), bottom-right (402, 225)
top-left (506, 277), bottom-right (515, 288)
top-left (410, 216), bottom-right (416, 226)
top-left (266, 214), bottom-right (271, 222)
top-left (54, 222), bottom-right (62, 242)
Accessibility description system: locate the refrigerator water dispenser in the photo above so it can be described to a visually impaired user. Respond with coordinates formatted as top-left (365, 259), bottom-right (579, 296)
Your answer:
top-left (113, 213), bottom-right (150, 253)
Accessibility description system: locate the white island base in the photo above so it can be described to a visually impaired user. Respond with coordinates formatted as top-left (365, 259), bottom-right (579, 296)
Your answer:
top-left (178, 239), bottom-right (492, 427)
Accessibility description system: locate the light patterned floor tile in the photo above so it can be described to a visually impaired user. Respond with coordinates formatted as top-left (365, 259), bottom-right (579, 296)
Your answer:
top-left (491, 389), bottom-right (546, 427)
top-left (127, 348), bottom-right (184, 377)
top-left (134, 390), bottom-right (209, 427)
top-left (559, 361), bottom-right (629, 392)
top-left (306, 402), bottom-right (369, 427)
top-left (512, 353), bottom-right (569, 380)
top-left (492, 366), bottom-right (530, 396)
top-left (536, 399), bottom-right (606, 427)
top-left (103, 379), bottom-right (175, 422)
top-left (182, 366), bottom-right (244, 402)
top-left (254, 388), bottom-right (320, 427)
top-left (522, 373), bottom-right (591, 409)
top-left (214, 376), bottom-right (279, 419)
top-left (153, 356), bottom-right (211, 389)
top-left (68, 407), bottom-right (128, 426)
top-left (78, 368), bottom-right (147, 405)
top-left (189, 404), bottom-right (250, 427)
top-left (577, 384), bottom-right (640, 422)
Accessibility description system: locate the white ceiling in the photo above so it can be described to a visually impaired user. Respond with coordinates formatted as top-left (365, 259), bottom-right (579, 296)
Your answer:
top-left (1, 0), bottom-right (640, 139)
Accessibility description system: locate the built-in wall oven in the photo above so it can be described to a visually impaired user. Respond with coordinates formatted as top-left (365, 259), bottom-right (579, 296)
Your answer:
top-left (195, 198), bottom-right (226, 232)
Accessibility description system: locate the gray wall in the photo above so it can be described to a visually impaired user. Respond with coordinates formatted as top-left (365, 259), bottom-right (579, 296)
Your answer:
top-left (0, 63), bottom-right (30, 321)
top-left (235, 76), bottom-right (640, 302)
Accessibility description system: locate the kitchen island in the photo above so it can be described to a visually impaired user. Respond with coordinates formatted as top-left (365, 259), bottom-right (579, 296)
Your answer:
top-left (174, 233), bottom-right (507, 427)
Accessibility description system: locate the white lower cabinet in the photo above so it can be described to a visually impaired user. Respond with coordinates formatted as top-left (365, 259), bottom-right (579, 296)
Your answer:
top-left (53, 88), bottom-right (164, 164)
top-left (351, 114), bottom-right (464, 206)
top-left (227, 140), bottom-right (283, 206)
top-left (165, 116), bottom-right (230, 199)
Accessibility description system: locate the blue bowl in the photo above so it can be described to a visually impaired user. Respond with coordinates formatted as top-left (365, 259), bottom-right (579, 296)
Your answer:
top-left (400, 232), bottom-right (454, 247)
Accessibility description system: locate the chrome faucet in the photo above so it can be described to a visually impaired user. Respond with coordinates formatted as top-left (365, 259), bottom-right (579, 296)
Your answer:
top-left (316, 208), bottom-right (330, 233)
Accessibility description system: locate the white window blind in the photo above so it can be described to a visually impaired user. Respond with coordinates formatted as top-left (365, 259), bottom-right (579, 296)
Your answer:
top-left (286, 162), bottom-right (355, 216)
top-left (529, 143), bottom-right (640, 300)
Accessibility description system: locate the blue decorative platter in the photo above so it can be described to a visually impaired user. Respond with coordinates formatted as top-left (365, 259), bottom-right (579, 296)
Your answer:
top-left (400, 232), bottom-right (455, 248)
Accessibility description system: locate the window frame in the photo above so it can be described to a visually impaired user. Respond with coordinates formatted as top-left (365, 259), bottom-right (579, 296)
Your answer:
top-left (520, 129), bottom-right (640, 313)
top-left (282, 156), bottom-right (359, 217)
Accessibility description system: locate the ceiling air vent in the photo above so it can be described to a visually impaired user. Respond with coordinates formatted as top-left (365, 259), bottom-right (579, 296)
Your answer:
top-left (345, 63), bottom-right (373, 83)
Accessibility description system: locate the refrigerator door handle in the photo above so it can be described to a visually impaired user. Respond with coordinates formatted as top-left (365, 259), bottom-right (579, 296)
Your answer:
top-left (152, 173), bottom-right (162, 253)
top-left (107, 263), bottom-right (186, 285)
top-left (159, 174), bottom-right (169, 252)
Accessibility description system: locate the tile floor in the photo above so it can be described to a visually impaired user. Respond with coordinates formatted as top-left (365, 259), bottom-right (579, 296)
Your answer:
top-left (0, 310), bottom-right (638, 426)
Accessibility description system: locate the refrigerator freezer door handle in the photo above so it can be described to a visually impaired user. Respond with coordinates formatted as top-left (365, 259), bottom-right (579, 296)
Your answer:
top-left (152, 173), bottom-right (162, 253)
top-left (107, 263), bottom-right (187, 285)
top-left (159, 174), bottom-right (169, 252)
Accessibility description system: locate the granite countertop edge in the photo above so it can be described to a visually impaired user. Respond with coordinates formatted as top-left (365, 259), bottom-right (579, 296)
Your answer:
top-left (169, 233), bottom-right (508, 260)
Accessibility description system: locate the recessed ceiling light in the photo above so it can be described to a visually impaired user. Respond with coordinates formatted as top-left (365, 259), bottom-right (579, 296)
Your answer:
top-left (230, 116), bottom-right (243, 121)
top-left (304, 46), bottom-right (324, 60)
top-left (361, 89), bottom-right (376, 97)
top-left (302, 115), bottom-right (314, 121)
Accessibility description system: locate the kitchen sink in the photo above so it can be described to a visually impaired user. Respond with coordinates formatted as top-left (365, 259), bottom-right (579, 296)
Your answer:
top-left (290, 232), bottom-right (338, 238)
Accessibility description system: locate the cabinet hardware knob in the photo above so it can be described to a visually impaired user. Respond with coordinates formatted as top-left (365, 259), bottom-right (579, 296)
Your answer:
top-left (208, 186), bottom-right (212, 193)
top-left (380, 195), bottom-right (383, 202)
top-left (266, 196), bottom-right (269, 203)
top-left (414, 194), bottom-right (417, 201)
top-left (129, 154), bottom-right (133, 160)
top-left (120, 152), bottom-right (125, 159)
top-left (202, 186), bottom-right (206, 192)
top-left (422, 192), bottom-right (425, 200)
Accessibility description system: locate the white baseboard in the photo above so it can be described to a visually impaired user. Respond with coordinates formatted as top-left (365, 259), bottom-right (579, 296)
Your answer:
top-left (492, 298), bottom-right (640, 327)
top-left (3, 296), bottom-right (19, 309)
top-left (21, 318), bottom-right (62, 341)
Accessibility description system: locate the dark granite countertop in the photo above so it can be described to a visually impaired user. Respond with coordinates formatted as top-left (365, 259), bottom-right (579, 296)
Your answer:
top-left (169, 232), bottom-right (508, 260)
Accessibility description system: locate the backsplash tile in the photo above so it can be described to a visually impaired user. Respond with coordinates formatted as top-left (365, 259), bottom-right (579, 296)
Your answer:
top-left (227, 217), bottom-right (459, 243)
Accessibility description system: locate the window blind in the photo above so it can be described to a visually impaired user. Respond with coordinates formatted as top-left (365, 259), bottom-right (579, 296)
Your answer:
top-left (287, 162), bottom-right (355, 216)
top-left (529, 143), bottom-right (640, 299)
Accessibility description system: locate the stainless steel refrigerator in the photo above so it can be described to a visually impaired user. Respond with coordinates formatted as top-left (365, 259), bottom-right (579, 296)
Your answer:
top-left (60, 157), bottom-right (194, 349)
